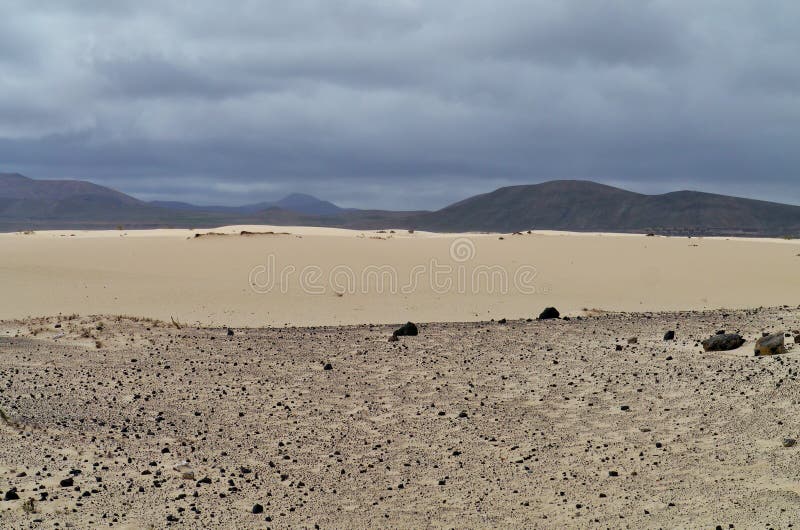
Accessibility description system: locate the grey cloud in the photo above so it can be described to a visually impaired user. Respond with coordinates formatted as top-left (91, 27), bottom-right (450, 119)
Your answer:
top-left (0, 0), bottom-right (799, 210)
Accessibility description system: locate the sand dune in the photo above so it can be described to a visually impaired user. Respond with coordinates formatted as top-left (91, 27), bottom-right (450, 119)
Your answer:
top-left (1, 226), bottom-right (798, 326)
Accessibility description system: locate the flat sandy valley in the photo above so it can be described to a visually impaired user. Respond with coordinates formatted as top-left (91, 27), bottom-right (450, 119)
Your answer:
top-left (2, 227), bottom-right (800, 528)
top-left (1, 226), bottom-right (799, 326)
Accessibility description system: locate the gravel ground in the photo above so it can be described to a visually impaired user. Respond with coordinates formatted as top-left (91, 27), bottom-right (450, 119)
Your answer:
top-left (1, 307), bottom-right (799, 529)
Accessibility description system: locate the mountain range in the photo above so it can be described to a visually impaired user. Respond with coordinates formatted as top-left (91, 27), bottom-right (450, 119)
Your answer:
top-left (1, 172), bottom-right (799, 237)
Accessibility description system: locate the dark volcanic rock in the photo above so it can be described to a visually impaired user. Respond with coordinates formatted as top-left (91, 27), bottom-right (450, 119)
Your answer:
top-left (59, 477), bottom-right (74, 488)
top-left (754, 333), bottom-right (786, 356)
top-left (393, 322), bottom-right (419, 337)
top-left (701, 333), bottom-right (745, 352)
top-left (252, 503), bottom-right (264, 514)
top-left (538, 307), bottom-right (560, 320)
top-left (3, 488), bottom-right (19, 501)
top-left (664, 330), bottom-right (675, 341)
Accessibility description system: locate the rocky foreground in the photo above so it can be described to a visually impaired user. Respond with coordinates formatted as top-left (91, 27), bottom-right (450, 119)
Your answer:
top-left (1, 308), bottom-right (800, 528)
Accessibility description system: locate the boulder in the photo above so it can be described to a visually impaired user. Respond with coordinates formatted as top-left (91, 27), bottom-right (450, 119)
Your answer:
top-left (393, 322), bottom-right (418, 337)
top-left (754, 332), bottom-right (786, 356)
top-left (701, 333), bottom-right (745, 352)
top-left (538, 307), bottom-right (560, 320)
top-left (663, 330), bottom-right (675, 341)
top-left (795, 335), bottom-right (800, 344)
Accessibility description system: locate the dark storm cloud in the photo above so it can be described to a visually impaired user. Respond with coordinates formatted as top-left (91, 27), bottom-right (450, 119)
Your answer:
top-left (1, 0), bottom-right (799, 208)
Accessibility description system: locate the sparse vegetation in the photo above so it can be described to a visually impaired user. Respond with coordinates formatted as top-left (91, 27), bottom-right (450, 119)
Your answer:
top-left (21, 498), bottom-right (35, 514)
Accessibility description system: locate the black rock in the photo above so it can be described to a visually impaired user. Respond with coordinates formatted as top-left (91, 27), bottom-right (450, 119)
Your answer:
top-left (59, 477), bottom-right (74, 488)
top-left (252, 503), bottom-right (264, 514)
top-left (393, 322), bottom-right (418, 337)
top-left (3, 488), bottom-right (19, 501)
top-left (663, 330), bottom-right (675, 341)
top-left (538, 307), bottom-right (560, 320)
top-left (498, 318), bottom-right (507, 324)
top-left (323, 363), bottom-right (333, 371)
top-left (615, 344), bottom-right (623, 351)
top-left (227, 328), bottom-right (234, 336)
top-left (701, 333), bottom-right (745, 352)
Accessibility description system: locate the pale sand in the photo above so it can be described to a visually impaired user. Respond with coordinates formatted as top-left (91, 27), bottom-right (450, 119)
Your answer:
top-left (1, 226), bottom-right (798, 326)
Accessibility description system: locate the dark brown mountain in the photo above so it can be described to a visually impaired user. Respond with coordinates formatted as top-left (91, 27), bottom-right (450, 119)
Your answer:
top-left (1, 173), bottom-right (799, 237)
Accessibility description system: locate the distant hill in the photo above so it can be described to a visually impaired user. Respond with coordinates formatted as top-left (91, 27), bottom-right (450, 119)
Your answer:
top-left (2, 173), bottom-right (799, 237)
top-left (149, 193), bottom-right (342, 216)
top-left (419, 180), bottom-right (800, 236)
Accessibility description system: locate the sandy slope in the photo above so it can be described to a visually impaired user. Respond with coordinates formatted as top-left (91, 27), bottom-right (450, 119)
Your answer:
top-left (1, 309), bottom-right (799, 528)
top-left (1, 226), bottom-right (798, 326)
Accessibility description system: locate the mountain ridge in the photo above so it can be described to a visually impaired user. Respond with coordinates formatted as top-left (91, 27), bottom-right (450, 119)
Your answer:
top-left (1, 173), bottom-right (799, 237)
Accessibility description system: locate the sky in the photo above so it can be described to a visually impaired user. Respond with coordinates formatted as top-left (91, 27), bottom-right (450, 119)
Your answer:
top-left (1, 0), bottom-right (799, 209)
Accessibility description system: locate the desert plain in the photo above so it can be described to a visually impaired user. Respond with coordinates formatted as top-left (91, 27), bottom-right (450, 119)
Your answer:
top-left (1, 227), bottom-right (800, 528)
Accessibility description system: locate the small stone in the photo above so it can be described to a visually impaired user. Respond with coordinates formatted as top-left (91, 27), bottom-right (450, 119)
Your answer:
top-left (701, 333), bottom-right (745, 352)
top-left (754, 333), bottom-right (786, 356)
top-left (3, 488), bottom-right (19, 501)
top-left (173, 462), bottom-right (195, 480)
top-left (663, 330), bottom-right (675, 341)
top-left (538, 307), bottom-right (560, 320)
top-left (59, 477), bottom-right (74, 488)
top-left (782, 438), bottom-right (797, 448)
top-left (227, 328), bottom-right (234, 336)
top-left (393, 322), bottom-right (419, 337)
top-left (323, 363), bottom-right (333, 371)
top-left (252, 503), bottom-right (264, 514)
top-left (608, 471), bottom-right (619, 477)
top-left (627, 337), bottom-right (638, 344)
top-left (615, 344), bottom-right (623, 351)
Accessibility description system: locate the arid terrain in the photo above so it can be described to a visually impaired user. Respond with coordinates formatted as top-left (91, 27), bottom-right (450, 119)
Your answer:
top-left (2, 308), bottom-right (800, 528)
top-left (1, 226), bottom-right (799, 326)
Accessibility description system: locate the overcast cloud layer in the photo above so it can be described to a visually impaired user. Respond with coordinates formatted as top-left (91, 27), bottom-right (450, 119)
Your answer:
top-left (1, 0), bottom-right (799, 208)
